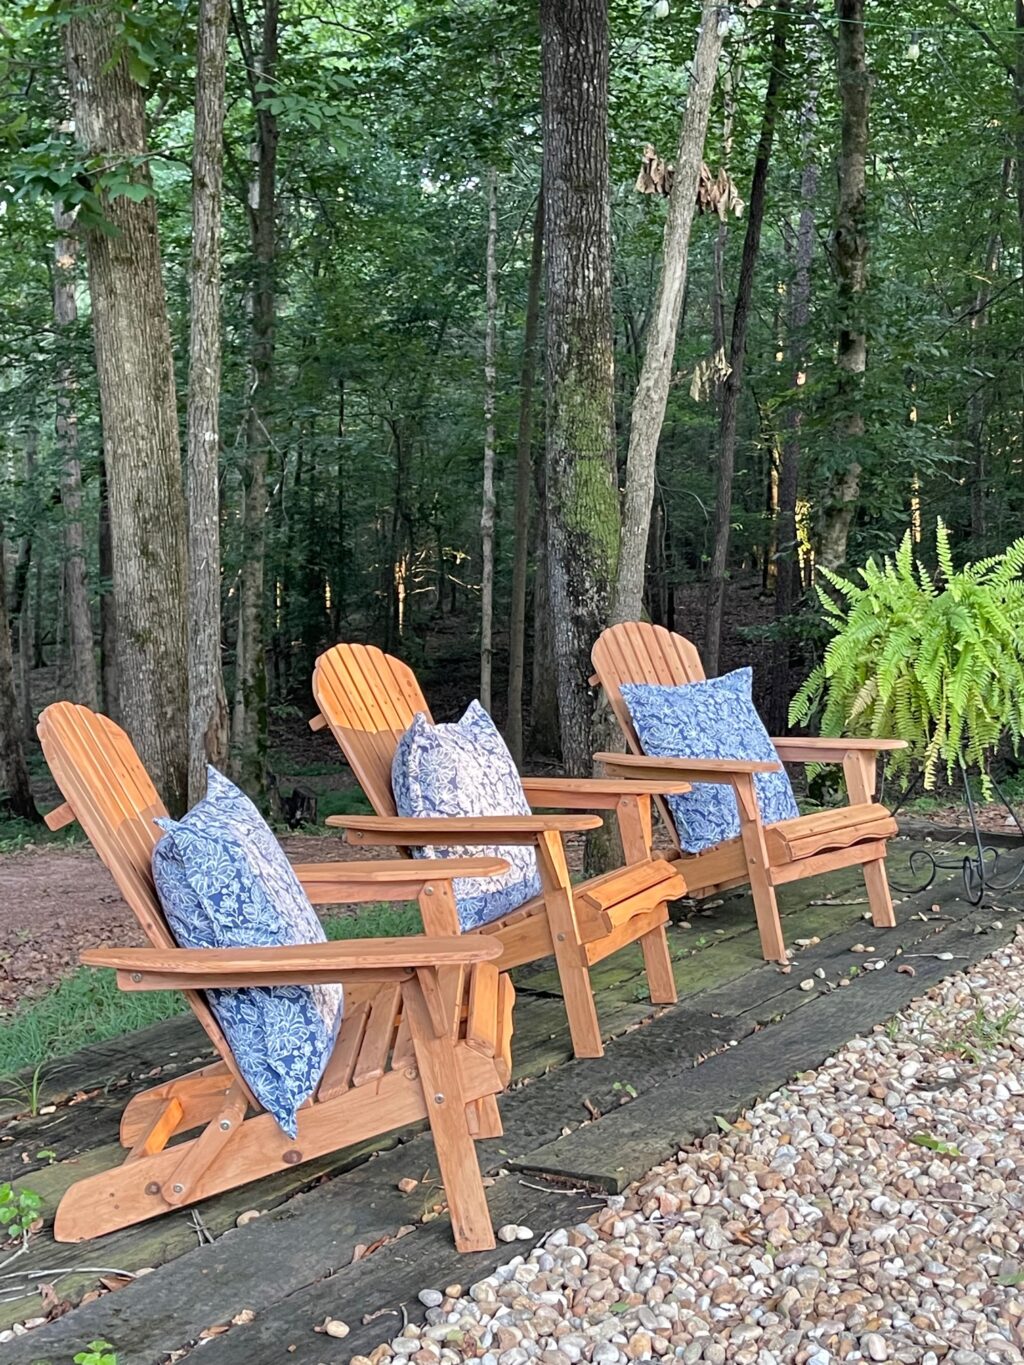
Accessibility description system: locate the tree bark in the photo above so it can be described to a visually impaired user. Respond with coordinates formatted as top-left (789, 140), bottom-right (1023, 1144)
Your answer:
top-left (479, 167), bottom-right (499, 713)
top-left (529, 475), bottom-right (561, 759)
top-left (767, 72), bottom-right (818, 736)
top-left (703, 0), bottom-right (790, 675)
top-left (0, 532), bottom-right (41, 823)
top-left (63, 2), bottom-right (189, 814)
top-left (540, 0), bottom-right (620, 777)
top-left (614, 0), bottom-right (728, 625)
top-left (230, 0), bottom-right (278, 798)
top-left (506, 189), bottom-right (544, 766)
top-left (187, 0), bottom-right (230, 805)
top-left (819, 0), bottom-right (870, 571)
top-left (97, 447), bottom-right (120, 721)
top-left (53, 206), bottom-right (98, 710)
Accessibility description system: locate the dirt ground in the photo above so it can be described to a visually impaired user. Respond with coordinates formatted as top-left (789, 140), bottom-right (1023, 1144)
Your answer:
top-left (0, 834), bottom-right (368, 1015)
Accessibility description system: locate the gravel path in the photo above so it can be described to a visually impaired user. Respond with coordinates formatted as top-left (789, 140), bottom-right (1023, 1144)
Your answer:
top-left (356, 931), bottom-right (1024, 1365)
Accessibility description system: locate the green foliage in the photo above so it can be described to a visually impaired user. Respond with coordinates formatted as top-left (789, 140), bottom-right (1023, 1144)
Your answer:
top-left (0, 905), bottom-right (418, 1077)
top-left (73, 1342), bottom-right (118, 1365)
top-left (790, 521), bottom-right (1024, 791)
top-left (0, 1181), bottom-right (42, 1240)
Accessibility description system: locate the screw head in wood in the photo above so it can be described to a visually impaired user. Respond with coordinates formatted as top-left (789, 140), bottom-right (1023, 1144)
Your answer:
top-left (405, 1066), bottom-right (419, 1080)
top-left (219, 1119), bottom-right (231, 1130)
top-left (172, 1183), bottom-right (184, 1194)
top-left (433, 1092), bottom-right (445, 1104)
top-left (145, 1182), bottom-right (160, 1195)
top-left (423, 885), bottom-right (434, 896)
top-left (283, 1148), bottom-right (302, 1164)
top-left (131, 972), bottom-right (142, 983)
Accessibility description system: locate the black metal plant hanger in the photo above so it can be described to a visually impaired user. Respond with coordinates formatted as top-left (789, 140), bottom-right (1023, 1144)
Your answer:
top-left (882, 757), bottom-right (1024, 905)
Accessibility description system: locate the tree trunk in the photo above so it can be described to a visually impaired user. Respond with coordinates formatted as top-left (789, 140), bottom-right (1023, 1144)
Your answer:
top-left (703, 0), bottom-right (789, 674)
top-left (332, 376), bottom-right (346, 633)
top-left (479, 167), bottom-right (499, 713)
top-left (540, 0), bottom-right (620, 777)
top-left (97, 448), bottom-right (120, 720)
top-left (187, 0), bottom-right (230, 805)
top-left (966, 158), bottom-right (1010, 544)
top-left (506, 189), bottom-right (544, 765)
top-left (64, 2), bottom-right (188, 814)
top-left (230, 0), bottom-right (278, 798)
top-left (529, 478), bottom-right (561, 759)
top-left (819, 0), bottom-right (870, 571)
top-left (767, 75), bottom-right (818, 736)
top-left (53, 206), bottom-right (98, 709)
top-left (0, 532), bottom-right (41, 823)
top-left (614, 0), bottom-right (727, 625)
top-left (14, 436), bottom-right (36, 737)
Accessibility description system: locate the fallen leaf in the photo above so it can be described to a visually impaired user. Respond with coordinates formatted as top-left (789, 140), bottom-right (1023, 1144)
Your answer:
top-left (38, 1283), bottom-right (72, 1321)
top-left (98, 1275), bottom-right (132, 1293)
top-left (397, 1177), bottom-right (419, 1194)
top-left (232, 1309), bottom-right (256, 1326)
top-left (199, 1323), bottom-right (231, 1339)
top-left (896, 964), bottom-right (916, 976)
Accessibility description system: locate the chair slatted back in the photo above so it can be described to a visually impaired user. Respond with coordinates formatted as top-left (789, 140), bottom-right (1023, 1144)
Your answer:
top-left (591, 623), bottom-right (706, 853)
top-left (37, 702), bottom-right (256, 1104)
top-left (313, 644), bottom-right (432, 817)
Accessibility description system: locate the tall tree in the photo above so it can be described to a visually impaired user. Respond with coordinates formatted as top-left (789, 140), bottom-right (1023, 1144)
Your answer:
top-left (819, 0), bottom-right (869, 569)
top-left (479, 167), bottom-right (499, 713)
top-left (231, 0), bottom-right (278, 797)
top-left (539, 0), bottom-right (620, 776)
top-left (0, 531), bottom-right (40, 823)
top-left (53, 206), bottom-right (98, 709)
top-left (187, 0), bottom-right (230, 804)
top-left (615, 0), bottom-right (727, 625)
top-left (63, 0), bottom-right (189, 813)
top-left (767, 67), bottom-right (818, 736)
top-left (506, 189), bottom-right (544, 765)
top-left (703, 0), bottom-right (790, 674)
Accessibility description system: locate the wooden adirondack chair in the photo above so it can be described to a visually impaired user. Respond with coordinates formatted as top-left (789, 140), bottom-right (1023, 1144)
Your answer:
top-left (590, 623), bottom-right (907, 965)
top-left (309, 643), bottom-right (689, 1060)
top-left (37, 702), bottom-right (516, 1252)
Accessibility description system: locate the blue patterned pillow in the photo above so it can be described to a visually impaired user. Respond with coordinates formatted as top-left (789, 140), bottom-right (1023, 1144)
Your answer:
top-left (151, 767), bottom-right (344, 1137)
top-left (392, 700), bottom-right (542, 930)
top-left (621, 668), bottom-right (799, 855)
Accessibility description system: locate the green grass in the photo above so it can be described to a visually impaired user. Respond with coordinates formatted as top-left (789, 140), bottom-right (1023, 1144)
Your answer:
top-left (0, 814), bottom-right (82, 856)
top-left (0, 968), bottom-right (183, 1082)
top-left (314, 788), bottom-right (373, 821)
top-left (0, 901), bottom-right (425, 1084)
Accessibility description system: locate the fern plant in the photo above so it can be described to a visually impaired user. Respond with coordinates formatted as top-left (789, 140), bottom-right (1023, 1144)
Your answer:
top-left (790, 520), bottom-right (1024, 794)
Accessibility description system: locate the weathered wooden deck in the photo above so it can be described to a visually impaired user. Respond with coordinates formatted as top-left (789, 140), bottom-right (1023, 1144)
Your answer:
top-left (2, 831), bottom-right (1021, 1365)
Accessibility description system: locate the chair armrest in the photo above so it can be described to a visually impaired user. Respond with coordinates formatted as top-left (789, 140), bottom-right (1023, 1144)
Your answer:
top-left (594, 752), bottom-right (779, 784)
top-left (521, 776), bottom-right (691, 810)
top-left (294, 856), bottom-right (509, 905)
top-left (82, 936), bottom-right (502, 991)
top-left (328, 813), bottom-right (602, 845)
top-left (771, 737), bottom-right (908, 763)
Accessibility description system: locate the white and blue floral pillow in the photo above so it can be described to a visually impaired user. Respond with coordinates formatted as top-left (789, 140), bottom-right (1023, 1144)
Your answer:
top-left (392, 700), bottom-right (541, 930)
top-left (621, 667), bottom-right (799, 855)
top-left (151, 767), bottom-right (344, 1137)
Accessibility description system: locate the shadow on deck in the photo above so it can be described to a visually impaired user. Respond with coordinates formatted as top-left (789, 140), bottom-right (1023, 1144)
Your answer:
top-left (2, 831), bottom-right (1021, 1364)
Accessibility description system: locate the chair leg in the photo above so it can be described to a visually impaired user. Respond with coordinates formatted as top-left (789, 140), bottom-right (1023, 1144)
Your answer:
top-left (734, 775), bottom-right (788, 964)
top-left (863, 856), bottom-right (896, 928)
top-left (536, 831), bottom-right (604, 1058)
top-left (404, 974), bottom-right (495, 1253)
top-left (467, 1095), bottom-right (503, 1139)
top-left (748, 876), bottom-right (788, 964)
top-left (639, 920), bottom-right (677, 1004)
